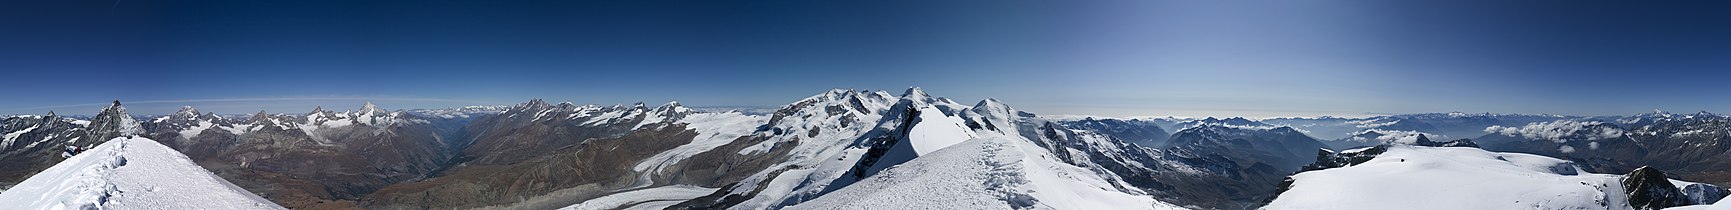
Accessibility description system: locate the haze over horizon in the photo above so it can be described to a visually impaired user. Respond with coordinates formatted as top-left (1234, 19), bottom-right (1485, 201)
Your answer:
top-left (5, 0), bottom-right (1731, 118)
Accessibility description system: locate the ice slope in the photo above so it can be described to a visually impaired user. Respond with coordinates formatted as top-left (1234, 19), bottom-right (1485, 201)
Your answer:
top-left (790, 133), bottom-right (1186, 210)
top-left (633, 111), bottom-right (767, 173)
top-left (0, 136), bottom-right (284, 210)
top-left (905, 106), bottom-right (977, 155)
top-left (1264, 145), bottom-right (1633, 210)
top-left (561, 185), bottom-right (718, 210)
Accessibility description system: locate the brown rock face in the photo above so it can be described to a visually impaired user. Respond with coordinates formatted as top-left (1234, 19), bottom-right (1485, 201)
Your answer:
top-left (361, 122), bottom-right (700, 209)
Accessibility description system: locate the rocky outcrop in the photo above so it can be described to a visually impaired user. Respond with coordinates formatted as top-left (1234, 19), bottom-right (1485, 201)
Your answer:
top-left (1624, 166), bottom-right (1689, 210)
top-left (1408, 134), bottom-right (1478, 148)
top-left (1680, 182), bottom-right (1730, 205)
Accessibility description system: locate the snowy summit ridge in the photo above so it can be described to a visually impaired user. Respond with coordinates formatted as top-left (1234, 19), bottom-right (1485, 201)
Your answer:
top-left (0, 136), bottom-right (283, 209)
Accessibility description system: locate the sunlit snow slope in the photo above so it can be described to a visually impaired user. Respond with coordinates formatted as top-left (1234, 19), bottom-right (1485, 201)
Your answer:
top-left (0, 136), bottom-right (284, 209)
top-left (1265, 145), bottom-right (1632, 210)
top-left (791, 133), bottom-right (1186, 210)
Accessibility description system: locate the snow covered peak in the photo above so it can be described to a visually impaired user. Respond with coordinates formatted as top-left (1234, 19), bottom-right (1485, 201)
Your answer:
top-left (970, 99), bottom-right (1015, 116)
top-left (902, 86), bottom-right (929, 99)
top-left (959, 98), bottom-right (1022, 135)
top-left (0, 136), bottom-right (284, 209)
top-left (656, 101), bottom-right (689, 112)
top-left (358, 101), bottom-right (387, 115)
top-left (1175, 117), bottom-right (1273, 130)
top-left (174, 106), bottom-right (200, 118)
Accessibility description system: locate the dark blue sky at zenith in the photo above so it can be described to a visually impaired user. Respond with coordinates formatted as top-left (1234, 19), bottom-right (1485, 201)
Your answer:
top-left (3, 0), bottom-right (1730, 118)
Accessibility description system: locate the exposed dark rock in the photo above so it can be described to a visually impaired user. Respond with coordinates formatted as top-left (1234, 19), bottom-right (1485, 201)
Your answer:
top-left (1624, 166), bottom-right (1689, 210)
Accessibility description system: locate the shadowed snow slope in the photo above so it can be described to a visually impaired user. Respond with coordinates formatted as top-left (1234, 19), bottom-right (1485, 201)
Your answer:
top-left (1668, 197), bottom-right (1731, 210)
top-left (791, 133), bottom-right (1186, 210)
top-left (1265, 145), bottom-right (1632, 210)
top-left (0, 136), bottom-right (283, 209)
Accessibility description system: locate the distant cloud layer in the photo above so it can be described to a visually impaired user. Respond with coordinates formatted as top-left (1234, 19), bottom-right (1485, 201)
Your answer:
top-left (1485, 120), bottom-right (1625, 143)
top-left (1349, 129), bottom-right (1438, 145)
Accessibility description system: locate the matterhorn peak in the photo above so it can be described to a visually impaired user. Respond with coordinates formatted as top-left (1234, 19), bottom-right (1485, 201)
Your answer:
top-left (311, 106), bottom-right (325, 113)
top-left (85, 100), bottom-right (142, 143)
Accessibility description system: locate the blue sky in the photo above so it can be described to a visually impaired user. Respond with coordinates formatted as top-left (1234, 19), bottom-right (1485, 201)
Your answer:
top-left (3, 0), bottom-right (1730, 118)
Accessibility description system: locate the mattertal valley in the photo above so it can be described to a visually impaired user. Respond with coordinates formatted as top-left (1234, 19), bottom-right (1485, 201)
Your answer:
top-left (6, 0), bottom-right (1731, 209)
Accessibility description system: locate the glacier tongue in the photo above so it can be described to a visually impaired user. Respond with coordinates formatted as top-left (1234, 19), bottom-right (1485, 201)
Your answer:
top-left (0, 136), bottom-right (283, 209)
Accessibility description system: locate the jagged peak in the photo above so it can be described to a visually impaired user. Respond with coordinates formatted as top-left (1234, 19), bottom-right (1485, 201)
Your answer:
top-left (249, 110), bottom-right (271, 122)
top-left (93, 100), bottom-right (132, 120)
top-left (516, 98), bottom-right (553, 111)
top-left (95, 100), bottom-right (129, 117)
top-left (310, 106), bottom-right (325, 114)
top-left (822, 88), bottom-right (855, 98)
top-left (173, 106), bottom-right (201, 118)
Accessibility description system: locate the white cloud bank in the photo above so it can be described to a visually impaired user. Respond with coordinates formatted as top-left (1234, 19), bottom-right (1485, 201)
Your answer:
top-left (1485, 120), bottom-right (1625, 143)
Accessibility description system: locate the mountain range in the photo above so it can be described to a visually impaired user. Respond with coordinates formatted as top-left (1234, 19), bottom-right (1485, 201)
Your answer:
top-left (0, 88), bottom-right (1728, 209)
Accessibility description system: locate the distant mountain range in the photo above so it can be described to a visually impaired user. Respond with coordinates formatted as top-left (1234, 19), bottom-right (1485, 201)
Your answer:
top-left (1, 89), bottom-right (1728, 209)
